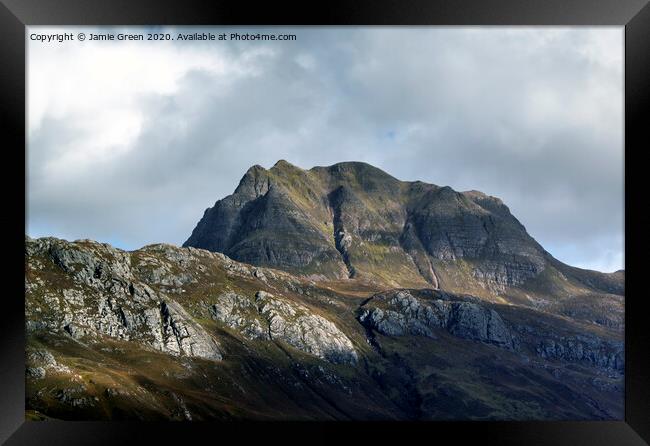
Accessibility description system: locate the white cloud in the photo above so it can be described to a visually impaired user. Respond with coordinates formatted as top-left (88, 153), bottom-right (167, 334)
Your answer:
top-left (28, 26), bottom-right (263, 179)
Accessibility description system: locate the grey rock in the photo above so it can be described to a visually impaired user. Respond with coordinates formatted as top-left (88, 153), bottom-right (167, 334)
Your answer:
top-left (26, 367), bottom-right (46, 379)
top-left (210, 292), bottom-right (268, 340)
top-left (26, 349), bottom-right (71, 375)
top-left (27, 349), bottom-right (57, 367)
top-left (359, 289), bottom-right (515, 350)
top-left (447, 302), bottom-right (513, 347)
top-left (56, 387), bottom-right (96, 407)
top-left (159, 300), bottom-right (223, 360)
top-left (253, 268), bottom-right (268, 282)
top-left (210, 289), bottom-right (357, 364)
top-left (26, 238), bottom-right (222, 362)
top-left (535, 337), bottom-right (623, 372)
top-left (255, 291), bottom-right (358, 365)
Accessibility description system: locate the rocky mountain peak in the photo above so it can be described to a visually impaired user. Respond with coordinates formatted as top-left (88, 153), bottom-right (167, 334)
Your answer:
top-left (184, 162), bottom-right (621, 301)
top-left (271, 159), bottom-right (299, 170)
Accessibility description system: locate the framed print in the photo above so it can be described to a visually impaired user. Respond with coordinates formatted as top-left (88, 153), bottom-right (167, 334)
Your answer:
top-left (1, 0), bottom-right (649, 444)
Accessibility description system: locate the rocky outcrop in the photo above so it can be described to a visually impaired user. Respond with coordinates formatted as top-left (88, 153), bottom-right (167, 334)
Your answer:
top-left (159, 300), bottom-right (223, 360)
top-left (209, 291), bottom-right (269, 340)
top-left (26, 236), bottom-right (357, 365)
top-left (471, 259), bottom-right (545, 291)
top-left (26, 349), bottom-right (71, 380)
top-left (446, 301), bottom-right (514, 347)
top-left (256, 290), bottom-right (358, 365)
top-left (26, 237), bottom-right (222, 361)
top-left (358, 288), bottom-right (623, 373)
top-left (358, 289), bottom-right (515, 350)
top-left (535, 337), bottom-right (623, 372)
top-left (209, 289), bottom-right (358, 365)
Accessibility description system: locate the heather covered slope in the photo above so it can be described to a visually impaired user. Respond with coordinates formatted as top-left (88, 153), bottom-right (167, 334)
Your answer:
top-left (26, 237), bottom-right (623, 420)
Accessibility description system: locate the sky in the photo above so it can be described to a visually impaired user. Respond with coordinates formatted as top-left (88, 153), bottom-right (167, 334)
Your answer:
top-left (27, 26), bottom-right (624, 272)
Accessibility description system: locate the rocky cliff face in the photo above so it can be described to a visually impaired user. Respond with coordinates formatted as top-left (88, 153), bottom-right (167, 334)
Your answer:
top-left (358, 290), bottom-right (516, 350)
top-left (358, 288), bottom-right (623, 373)
top-left (26, 237), bottom-right (357, 365)
top-left (210, 289), bottom-right (358, 365)
top-left (26, 238), bottom-right (223, 361)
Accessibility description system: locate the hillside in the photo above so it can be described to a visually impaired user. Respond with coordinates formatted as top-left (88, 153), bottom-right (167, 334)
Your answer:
top-left (25, 236), bottom-right (623, 420)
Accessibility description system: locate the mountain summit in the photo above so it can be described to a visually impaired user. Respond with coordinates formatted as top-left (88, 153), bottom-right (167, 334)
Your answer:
top-left (184, 161), bottom-right (621, 306)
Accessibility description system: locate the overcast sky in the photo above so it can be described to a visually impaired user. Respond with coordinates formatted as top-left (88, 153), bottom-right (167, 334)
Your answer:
top-left (27, 27), bottom-right (624, 272)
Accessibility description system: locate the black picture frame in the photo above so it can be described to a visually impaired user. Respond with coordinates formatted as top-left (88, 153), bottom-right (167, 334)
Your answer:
top-left (1, 0), bottom-right (648, 444)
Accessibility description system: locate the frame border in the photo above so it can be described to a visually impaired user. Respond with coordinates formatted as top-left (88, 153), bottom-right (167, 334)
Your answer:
top-left (1, 0), bottom-right (648, 444)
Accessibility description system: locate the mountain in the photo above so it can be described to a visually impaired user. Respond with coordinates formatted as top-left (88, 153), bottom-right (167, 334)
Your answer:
top-left (25, 161), bottom-right (624, 421)
top-left (185, 160), bottom-right (623, 322)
